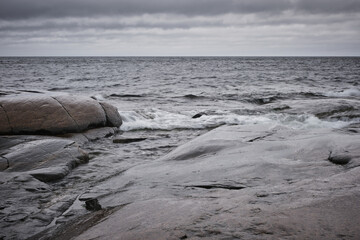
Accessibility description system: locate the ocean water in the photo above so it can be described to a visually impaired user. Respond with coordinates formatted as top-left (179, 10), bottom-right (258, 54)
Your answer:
top-left (1, 57), bottom-right (359, 132)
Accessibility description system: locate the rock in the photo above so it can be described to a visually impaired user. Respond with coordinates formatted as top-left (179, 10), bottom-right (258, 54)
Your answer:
top-left (0, 172), bottom-right (54, 239)
top-left (72, 124), bottom-right (360, 240)
top-left (83, 127), bottom-right (117, 141)
top-left (328, 154), bottom-right (352, 165)
top-left (0, 156), bottom-right (9, 170)
top-left (192, 112), bottom-right (206, 119)
top-left (99, 102), bottom-right (123, 128)
top-left (3, 138), bottom-right (89, 182)
top-left (0, 94), bottom-right (122, 135)
top-left (85, 199), bottom-right (102, 211)
top-left (28, 166), bottom-right (71, 182)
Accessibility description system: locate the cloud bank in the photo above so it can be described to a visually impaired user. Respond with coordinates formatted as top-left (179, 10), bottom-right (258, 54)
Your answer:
top-left (0, 0), bottom-right (359, 56)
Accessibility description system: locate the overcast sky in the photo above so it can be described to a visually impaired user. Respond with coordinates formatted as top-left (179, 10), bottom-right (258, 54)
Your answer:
top-left (0, 0), bottom-right (359, 56)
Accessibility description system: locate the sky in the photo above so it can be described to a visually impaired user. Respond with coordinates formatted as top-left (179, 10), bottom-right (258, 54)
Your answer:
top-left (0, 0), bottom-right (359, 56)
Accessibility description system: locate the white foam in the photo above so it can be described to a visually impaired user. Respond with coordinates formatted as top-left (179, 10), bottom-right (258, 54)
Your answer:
top-left (266, 113), bottom-right (352, 129)
top-left (119, 108), bottom-right (356, 131)
top-left (325, 88), bottom-right (360, 98)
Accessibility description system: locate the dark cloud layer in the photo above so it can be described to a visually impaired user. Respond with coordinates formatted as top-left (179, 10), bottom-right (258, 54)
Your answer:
top-left (1, 0), bottom-right (360, 20)
top-left (0, 0), bottom-right (359, 56)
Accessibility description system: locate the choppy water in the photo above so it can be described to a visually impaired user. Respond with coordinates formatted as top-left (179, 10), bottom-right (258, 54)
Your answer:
top-left (1, 57), bottom-right (359, 131)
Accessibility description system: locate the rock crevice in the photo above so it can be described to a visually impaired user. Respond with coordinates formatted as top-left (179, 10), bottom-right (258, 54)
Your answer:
top-left (51, 96), bottom-right (80, 129)
top-left (0, 103), bottom-right (12, 133)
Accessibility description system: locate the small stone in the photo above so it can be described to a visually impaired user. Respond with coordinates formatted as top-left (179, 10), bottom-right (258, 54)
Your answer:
top-left (192, 112), bottom-right (206, 119)
top-left (328, 155), bottom-right (351, 165)
top-left (85, 199), bottom-right (102, 211)
top-left (256, 192), bottom-right (269, 198)
top-left (180, 234), bottom-right (188, 239)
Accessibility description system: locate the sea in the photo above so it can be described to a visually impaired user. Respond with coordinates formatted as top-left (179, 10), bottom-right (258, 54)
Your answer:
top-left (1, 57), bottom-right (359, 130)
top-left (1, 56), bottom-right (360, 190)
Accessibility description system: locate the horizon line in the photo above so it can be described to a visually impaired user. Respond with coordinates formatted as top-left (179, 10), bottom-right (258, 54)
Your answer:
top-left (0, 55), bottom-right (359, 58)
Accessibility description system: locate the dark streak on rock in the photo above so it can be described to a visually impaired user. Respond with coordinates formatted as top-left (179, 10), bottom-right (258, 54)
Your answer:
top-left (85, 199), bottom-right (102, 211)
top-left (1, 155), bottom-right (10, 170)
top-left (113, 138), bottom-right (147, 144)
top-left (248, 132), bottom-right (274, 142)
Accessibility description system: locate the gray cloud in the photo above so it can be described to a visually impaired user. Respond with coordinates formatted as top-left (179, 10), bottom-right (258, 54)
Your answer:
top-left (1, 0), bottom-right (360, 20)
top-left (0, 0), bottom-right (359, 56)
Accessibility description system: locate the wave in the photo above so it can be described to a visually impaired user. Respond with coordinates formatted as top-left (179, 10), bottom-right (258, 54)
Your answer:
top-left (190, 76), bottom-right (217, 80)
top-left (48, 87), bottom-right (71, 91)
top-left (119, 108), bottom-right (356, 132)
top-left (325, 88), bottom-right (360, 98)
top-left (224, 92), bottom-right (324, 105)
top-left (182, 94), bottom-right (207, 99)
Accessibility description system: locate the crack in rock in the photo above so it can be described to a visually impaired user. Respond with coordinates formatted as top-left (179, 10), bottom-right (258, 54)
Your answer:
top-left (248, 132), bottom-right (274, 143)
top-left (1, 155), bottom-right (10, 170)
top-left (51, 96), bottom-right (80, 129)
top-left (0, 103), bottom-right (13, 132)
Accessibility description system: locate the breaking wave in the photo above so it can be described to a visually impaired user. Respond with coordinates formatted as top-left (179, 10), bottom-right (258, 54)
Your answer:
top-left (325, 88), bottom-right (360, 98)
top-left (119, 108), bottom-right (356, 131)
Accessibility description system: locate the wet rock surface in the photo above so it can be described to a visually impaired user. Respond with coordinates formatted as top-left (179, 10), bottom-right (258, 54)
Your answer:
top-left (69, 124), bottom-right (360, 240)
top-left (2, 123), bottom-right (360, 239)
top-left (1, 94), bottom-right (360, 239)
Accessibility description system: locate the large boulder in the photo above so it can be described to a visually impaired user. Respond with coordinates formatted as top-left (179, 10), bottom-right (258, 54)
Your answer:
top-left (0, 94), bottom-right (122, 135)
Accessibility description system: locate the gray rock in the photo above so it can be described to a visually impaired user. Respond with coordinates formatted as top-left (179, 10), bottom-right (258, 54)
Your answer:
top-left (72, 124), bottom-right (360, 240)
top-left (83, 127), bottom-right (117, 141)
top-left (3, 138), bottom-right (89, 182)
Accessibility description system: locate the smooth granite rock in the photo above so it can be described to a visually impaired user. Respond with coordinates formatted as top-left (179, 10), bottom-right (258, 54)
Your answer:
top-left (0, 94), bottom-right (122, 135)
top-left (72, 124), bottom-right (360, 240)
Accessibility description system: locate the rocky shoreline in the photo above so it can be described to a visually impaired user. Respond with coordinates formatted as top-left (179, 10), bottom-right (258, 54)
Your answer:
top-left (1, 93), bottom-right (360, 239)
top-left (0, 93), bottom-right (123, 239)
